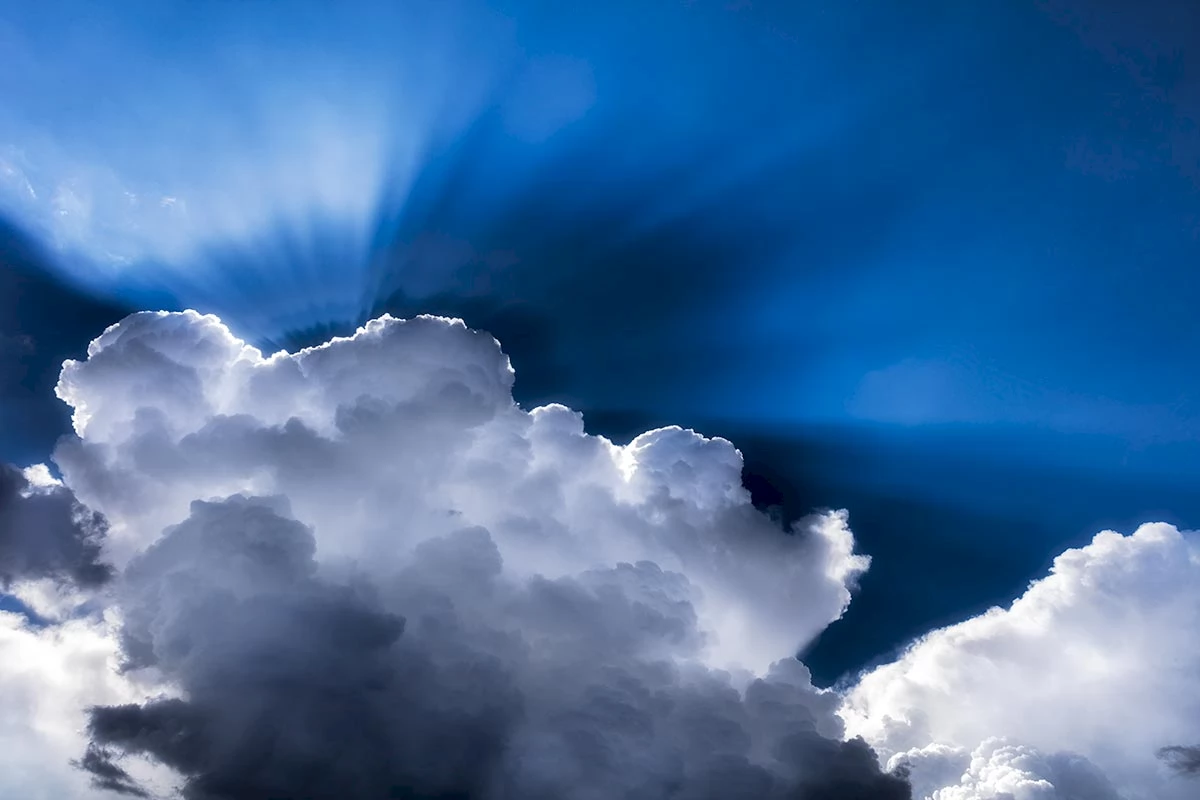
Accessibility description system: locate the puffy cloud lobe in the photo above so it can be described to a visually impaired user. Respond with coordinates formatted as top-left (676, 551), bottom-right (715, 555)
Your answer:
top-left (44, 311), bottom-right (901, 798)
top-left (891, 740), bottom-right (1121, 800)
top-left (843, 522), bottom-right (1200, 799)
top-left (0, 461), bottom-right (112, 588)
top-left (85, 495), bottom-right (907, 799)
top-left (53, 311), bottom-right (868, 674)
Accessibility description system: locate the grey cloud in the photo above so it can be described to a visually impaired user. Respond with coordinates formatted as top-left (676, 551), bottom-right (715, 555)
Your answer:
top-left (43, 310), bottom-right (903, 798)
top-left (85, 495), bottom-right (909, 800)
top-left (0, 462), bottom-right (112, 587)
top-left (1159, 745), bottom-right (1200, 776)
top-left (74, 744), bottom-right (151, 798)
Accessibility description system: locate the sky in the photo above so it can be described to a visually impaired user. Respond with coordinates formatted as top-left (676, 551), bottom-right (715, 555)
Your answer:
top-left (0, 1), bottom-right (1198, 798)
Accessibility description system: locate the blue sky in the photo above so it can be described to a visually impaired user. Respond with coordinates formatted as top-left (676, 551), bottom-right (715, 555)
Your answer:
top-left (1, 0), bottom-right (1198, 682)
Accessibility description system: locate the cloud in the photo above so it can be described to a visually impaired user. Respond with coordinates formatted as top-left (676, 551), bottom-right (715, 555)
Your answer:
top-left (842, 522), bottom-right (1200, 799)
top-left (80, 493), bottom-right (903, 799)
top-left (53, 311), bottom-right (869, 674)
top-left (20, 310), bottom-right (907, 798)
top-left (75, 744), bottom-right (151, 798)
top-left (7, 306), bottom-right (1198, 800)
top-left (0, 608), bottom-right (173, 799)
top-left (1158, 745), bottom-right (1200, 777)
top-left (890, 739), bottom-right (1122, 800)
top-left (8, 306), bottom-right (1199, 800)
top-left (0, 461), bottom-right (112, 588)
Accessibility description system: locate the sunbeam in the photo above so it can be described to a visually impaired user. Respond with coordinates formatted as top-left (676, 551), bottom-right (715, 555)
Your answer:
top-left (3, 2), bottom-right (1200, 797)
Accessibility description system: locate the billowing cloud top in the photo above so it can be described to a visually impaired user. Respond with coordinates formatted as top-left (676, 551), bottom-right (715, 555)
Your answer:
top-left (843, 521), bottom-right (1200, 800)
top-left (53, 310), bottom-right (867, 674)
top-left (0, 309), bottom-right (910, 799)
top-left (3, 308), bottom-right (1196, 799)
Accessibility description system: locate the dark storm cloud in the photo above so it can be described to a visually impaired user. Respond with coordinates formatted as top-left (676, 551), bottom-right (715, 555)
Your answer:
top-left (75, 744), bottom-right (150, 798)
top-left (84, 495), bottom-right (909, 800)
top-left (1158, 745), bottom-right (1200, 776)
top-left (0, 462), bottom-right (111, 587)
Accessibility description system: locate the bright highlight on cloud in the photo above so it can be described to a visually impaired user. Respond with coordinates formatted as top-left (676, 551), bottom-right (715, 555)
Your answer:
top-left (52, 310), bottom-right (869, 675)
top-left (0, 310), bottom-right (1197, 799)
top-left (843, 521), bottom-right (1200, 799)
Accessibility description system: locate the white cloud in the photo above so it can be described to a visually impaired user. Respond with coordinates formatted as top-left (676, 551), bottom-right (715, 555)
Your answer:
top-left (843, 522), bottom-right (1200, 799)
top-left (53, 310), bottom-right (868, 677)
top-left (20, 309), bottom-right (907, 798)
top-left (21, 463), bottom-right (61, 491)
top-left (0, 610), bottom-right (175, 799)
top-left (14, 307), bottom-right (1199, 798)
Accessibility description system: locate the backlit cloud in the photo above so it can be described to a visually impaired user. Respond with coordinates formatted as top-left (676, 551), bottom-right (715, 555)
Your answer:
top-left (2, 307), bottom-right (1196, 798)
top-left (0, 310), bottom-right (908, 798)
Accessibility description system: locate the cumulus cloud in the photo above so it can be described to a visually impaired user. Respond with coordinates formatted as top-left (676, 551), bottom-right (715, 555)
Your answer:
top-left (52, 311), bottom-right (869, 674)
top-left (8, 309), bottom-right (907, 798)
top-left (6, 305), bottom-right (1198, 799)
top-left (890, 739), bottom-right (1122, 800)
top-left (80, 493), bottom-right (904, 799)
top-left (843, 522), bottom-right (1200, 799)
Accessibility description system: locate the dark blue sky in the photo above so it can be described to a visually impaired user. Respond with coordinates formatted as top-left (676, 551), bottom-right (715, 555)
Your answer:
top-left (1, 0), bottom-right (1198, 683)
